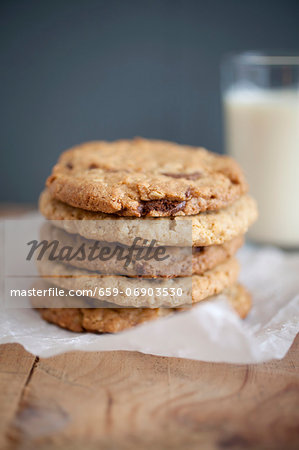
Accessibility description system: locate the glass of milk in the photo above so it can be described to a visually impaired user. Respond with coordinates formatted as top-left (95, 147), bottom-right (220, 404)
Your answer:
top-left (222, 52), bottom-right (299, 248)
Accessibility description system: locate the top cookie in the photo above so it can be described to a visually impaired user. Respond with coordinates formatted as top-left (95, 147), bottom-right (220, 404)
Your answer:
top-left (46, 138), bottom-right (248, 217)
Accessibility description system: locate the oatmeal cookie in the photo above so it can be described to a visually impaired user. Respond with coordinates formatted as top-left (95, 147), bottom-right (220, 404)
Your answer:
top-left (46, 138), bottom-right (248, 217)
top-left (39, 222), bottom-right (243, 277)
top-left (39, 189), bottom-right (257, 247)
top-left (36, 257), bottom-right (239, 308)
top-left (34, 282), bottom-right (251, 333)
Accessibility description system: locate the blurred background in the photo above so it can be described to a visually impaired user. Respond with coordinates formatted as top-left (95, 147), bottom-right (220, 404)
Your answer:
top-left (1, 0), bottom-right (299, 203)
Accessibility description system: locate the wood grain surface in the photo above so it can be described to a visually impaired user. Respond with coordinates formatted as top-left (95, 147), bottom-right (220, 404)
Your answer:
top-left (0, 206), bottom-right (298, 450)
top-left (0, 340), bottom-right (298, 450)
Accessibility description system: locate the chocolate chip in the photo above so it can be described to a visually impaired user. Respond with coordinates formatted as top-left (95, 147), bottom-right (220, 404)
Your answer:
top-left (162, 171), bottom-right (202, 181)
top-left (66, 162), bottom-right (73, 169)
top-left (185, 188), bottom-right (191, 198)
top-left (193, 246), bottom-right (204, 254)
top-left (138, 199), bottom-right (186, 216)
top-left (88, 163), bottom-right (99, 169)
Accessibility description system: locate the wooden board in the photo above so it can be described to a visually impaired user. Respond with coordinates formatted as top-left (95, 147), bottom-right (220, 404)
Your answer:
top-left (0, 339), bottom-right (298, 450)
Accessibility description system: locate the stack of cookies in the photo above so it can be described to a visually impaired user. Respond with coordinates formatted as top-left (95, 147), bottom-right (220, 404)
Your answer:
top-left (37, 138), bottom-right (257, 333)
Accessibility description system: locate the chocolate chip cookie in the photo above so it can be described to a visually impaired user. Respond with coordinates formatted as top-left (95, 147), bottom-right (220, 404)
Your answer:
top-left (39, 222), bottom-right (243, 277)
top-left (34, 282), bottom-right (251, 333)
top-left (46, 138), bottom-right (248, 217)
top-left (39, 189), bottom-right (257, 247)
top-left (36, 257), bottom-right (240, 308)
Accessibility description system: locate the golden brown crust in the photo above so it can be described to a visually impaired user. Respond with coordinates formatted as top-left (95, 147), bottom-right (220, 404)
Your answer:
top-left (39, 306), bottom-right (171, 333)
top-left (223, 283), bottom-right (252, 319)
top-left (36, 283), bottom-right (251, 333)
top-left (39, 222), bottom-right (243, 277)
top-left (191, 235), bottom-right (243, 275)
top-left (36, 257), bottom-right (240, 308)
top-left (39, 189), bottom-right (257, 247)
top-left (46, 138), bottom-right (248, 217)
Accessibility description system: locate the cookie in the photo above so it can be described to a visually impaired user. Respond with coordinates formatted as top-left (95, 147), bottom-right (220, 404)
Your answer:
top-left (46, 138), bottom-right (248, 217)
top-left (222, 283), bottom-right (252, 319)
top-left (39, 189), bottom-right (257, 247)
top-left (39, 222), bottom-right (243, 277)
top-left (36, 257), bottom-right (239, 308)
top-left (34, 282), bottom-right (251, 333)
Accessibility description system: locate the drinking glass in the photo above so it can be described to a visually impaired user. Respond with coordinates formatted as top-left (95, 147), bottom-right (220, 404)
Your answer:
top-left (222, 52), bottom-right (299, 247)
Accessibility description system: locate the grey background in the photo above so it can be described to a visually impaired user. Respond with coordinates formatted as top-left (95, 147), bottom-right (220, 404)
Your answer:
top-left (1, 0), bottom-right (299, 203)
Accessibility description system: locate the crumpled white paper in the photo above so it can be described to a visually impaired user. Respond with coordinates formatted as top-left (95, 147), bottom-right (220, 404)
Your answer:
top-left (1, 221), bottom-right (298, 362)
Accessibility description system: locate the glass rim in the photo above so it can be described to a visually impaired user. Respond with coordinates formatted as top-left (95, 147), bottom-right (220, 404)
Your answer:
top-left (223, 51), bottom-right (299, 66)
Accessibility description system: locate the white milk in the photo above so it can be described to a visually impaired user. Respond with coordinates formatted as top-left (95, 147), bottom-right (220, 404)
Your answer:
top-left (224, 88), bottom-right (299, 247)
